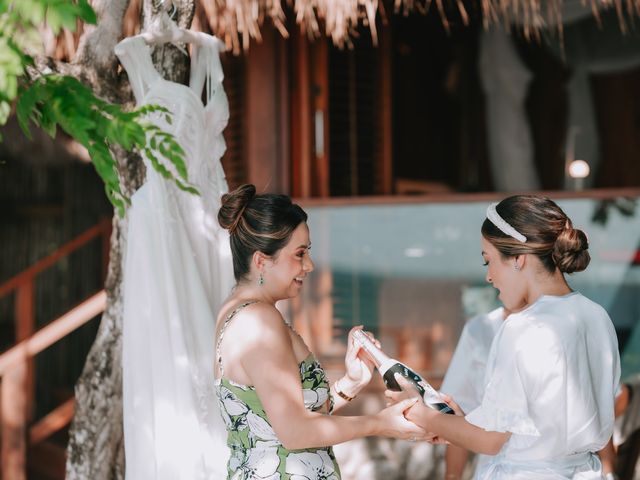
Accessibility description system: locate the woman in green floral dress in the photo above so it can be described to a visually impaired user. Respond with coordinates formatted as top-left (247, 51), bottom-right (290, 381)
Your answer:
top-left (214, 185), bottom-right (425, 479)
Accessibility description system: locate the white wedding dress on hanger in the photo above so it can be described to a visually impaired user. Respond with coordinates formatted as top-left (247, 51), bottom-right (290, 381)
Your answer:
top-left (116, 32), bottom-right (235, 479)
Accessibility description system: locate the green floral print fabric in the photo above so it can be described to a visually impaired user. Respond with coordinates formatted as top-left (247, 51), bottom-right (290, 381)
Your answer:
top-left (215, 354), bottom-right (341, 479)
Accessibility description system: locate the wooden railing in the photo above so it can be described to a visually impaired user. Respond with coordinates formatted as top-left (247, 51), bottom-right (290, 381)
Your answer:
top-left (0, 219), bottom-right (111, 480)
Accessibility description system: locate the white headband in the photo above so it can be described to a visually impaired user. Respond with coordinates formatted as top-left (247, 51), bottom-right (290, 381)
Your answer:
top-left (486, 203), bottom-right (527, 243)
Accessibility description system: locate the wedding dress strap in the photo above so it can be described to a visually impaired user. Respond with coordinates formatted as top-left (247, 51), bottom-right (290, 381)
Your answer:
top-left (114, 36), bottom-right (161, 105)
top-left (216, 300), bottom-right (260, 378)
top-left (189, 33), bottom-right (224, 106)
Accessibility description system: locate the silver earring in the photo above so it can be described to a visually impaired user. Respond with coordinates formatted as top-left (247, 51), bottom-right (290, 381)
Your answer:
top-left (514, 264), bottom-right (520, 271)
top-left (258, 273), bottom-right (264, 286)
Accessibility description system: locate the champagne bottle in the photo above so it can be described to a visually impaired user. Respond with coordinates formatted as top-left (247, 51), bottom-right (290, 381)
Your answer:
top-left (353, 329), bottom-right (454, 414)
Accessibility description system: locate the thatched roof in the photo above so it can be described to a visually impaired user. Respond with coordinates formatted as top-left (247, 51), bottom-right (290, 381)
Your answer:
top-left (40, 0), bottom-right (640, 59)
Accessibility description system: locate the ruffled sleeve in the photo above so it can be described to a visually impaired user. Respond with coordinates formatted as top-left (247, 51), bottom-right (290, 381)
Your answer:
top-left (465, 316), bottom-right (564, 447)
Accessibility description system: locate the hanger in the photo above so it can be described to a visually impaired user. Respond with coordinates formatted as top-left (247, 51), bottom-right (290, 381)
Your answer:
top-left (138, 0), bottom-right (201, 54)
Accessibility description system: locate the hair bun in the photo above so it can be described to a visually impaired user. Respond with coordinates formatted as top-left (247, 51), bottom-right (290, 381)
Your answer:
top-left (552, 222), bottom-right (590, 274)
top-left (218, 184), bottom-right (256, 233)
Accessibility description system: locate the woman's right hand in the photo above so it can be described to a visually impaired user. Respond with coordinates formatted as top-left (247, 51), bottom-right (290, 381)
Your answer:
top-left (375, 398), bottom-right (431, 441)
top-left (439, 393), bottom-right (464, 416)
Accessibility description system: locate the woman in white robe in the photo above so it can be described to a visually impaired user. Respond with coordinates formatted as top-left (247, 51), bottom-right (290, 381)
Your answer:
top-left (389, 195), bottom-right (621, 480)
top-left (440, 306), bottom-right (507, 479)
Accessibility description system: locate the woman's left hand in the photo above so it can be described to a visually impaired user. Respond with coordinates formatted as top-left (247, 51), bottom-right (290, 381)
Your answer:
top-left (342, 326), bottom-right (378, 391)
top-left (384, 373), bottom-right (422, 406)
top-left (385, 375), bottom-right (448, 444)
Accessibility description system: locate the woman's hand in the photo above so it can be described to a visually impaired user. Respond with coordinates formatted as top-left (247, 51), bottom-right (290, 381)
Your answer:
top-left (385, 375), bottom-right (448, 444)
top-left (341, 326), bottom-right (378, 394)
top-left (375, 398), bottom-right (430, 441)
top-left (384, 373), bottom-right (423, 406)
top-left (439, 393), bottom-right (465, 416)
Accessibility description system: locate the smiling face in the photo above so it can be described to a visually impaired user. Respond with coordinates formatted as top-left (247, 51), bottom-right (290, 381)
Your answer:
top-left (481, 236), bottom-right (528, 311)
top-left (264, 223), bottom-right (314, 300)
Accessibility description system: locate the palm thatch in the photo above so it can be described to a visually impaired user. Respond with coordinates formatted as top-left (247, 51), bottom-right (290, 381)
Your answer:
top-left (43, 0), bottom-right (640, 58)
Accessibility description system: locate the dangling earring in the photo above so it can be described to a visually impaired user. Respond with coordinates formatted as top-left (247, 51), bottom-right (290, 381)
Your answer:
top-left (258, 273), bottom-right (264, 286)
top-left (514, 264), bottom-right (520, 271)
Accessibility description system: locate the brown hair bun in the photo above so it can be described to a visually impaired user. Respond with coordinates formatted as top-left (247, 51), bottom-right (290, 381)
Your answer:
top-left (481, 195), bottom-right (591, 274)
top-left (552, 222), bottom-right (590, 273)
top-left (218, 184), bottom-right (256, 234)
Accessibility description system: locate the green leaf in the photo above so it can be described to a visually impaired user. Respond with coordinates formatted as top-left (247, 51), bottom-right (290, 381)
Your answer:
top-left (76, 0), bottom-right (97, 24)
top-left (175, 179), bottom-right (200, 195)
top-left (14, 1), bottom-right (46, 25)
top-left (15, 86), bottom-right (40, 137)
top-left (89, 142), bottom-right (119, 185)
top-left (3, 58), bottom-right (196, 214)
top-left (144, 148), bottom-right (173, 179)
top-left (104, 184), bottom-right (126, 218)
top-left (0, 100), bottom-right (10, 125)
top-left (45, 2), bottom-right (83, 34)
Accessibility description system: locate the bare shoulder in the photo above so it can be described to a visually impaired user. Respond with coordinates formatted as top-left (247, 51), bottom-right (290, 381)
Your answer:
top-left (222, 302), bottom-right (291, 350)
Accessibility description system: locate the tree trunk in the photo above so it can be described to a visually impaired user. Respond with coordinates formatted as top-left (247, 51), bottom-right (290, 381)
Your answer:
top-left (65, 1), bottom-right (195, 478)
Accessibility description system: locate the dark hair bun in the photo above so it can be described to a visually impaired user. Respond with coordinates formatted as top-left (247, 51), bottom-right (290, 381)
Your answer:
top-left (552, 224), bottom-right (590, 273)
top-left (218, 184), bottom-right (256, 233)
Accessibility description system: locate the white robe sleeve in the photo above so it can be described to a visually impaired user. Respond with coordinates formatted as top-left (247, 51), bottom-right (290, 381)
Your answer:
top-left (465, 318), bottom-right (565, 448)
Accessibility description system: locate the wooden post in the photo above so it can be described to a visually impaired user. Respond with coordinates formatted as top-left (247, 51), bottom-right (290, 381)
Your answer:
top-left (348, 51), bottom-right (358, 196)
top-left (245, 28), bottom-right (290, 194)
top-left (1, 360), bottom-right (28, 480)
top-left (291, 30), bottom-right (312, 198)
top-left (14, 281), bottom-right (35, 423)
top-left (378, 26), bottom-right (393, 195)
top-left (15, 282), bottom-right (35, 343)
top-left (277, 36), bottom-right (291, 195)
top-left (311, 39), bottom-right (330, 198)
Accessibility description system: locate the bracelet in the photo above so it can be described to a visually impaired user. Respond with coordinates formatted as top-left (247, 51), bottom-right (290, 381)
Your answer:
top-left (335, 379), bottom-right (356, 402)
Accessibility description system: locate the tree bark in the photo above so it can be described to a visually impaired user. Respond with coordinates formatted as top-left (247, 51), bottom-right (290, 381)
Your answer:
top-left (65, 1), bottom-right (196, 478)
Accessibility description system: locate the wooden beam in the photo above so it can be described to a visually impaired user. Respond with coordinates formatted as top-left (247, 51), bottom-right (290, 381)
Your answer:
top-left (0, 291), bottom-right (106, 376)
top-left (29, 397), bottom-right (75, 445)
top-left (295, 187), bottom-right (640, 207)
top-left (0, 222), bottom-right (109, 299)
